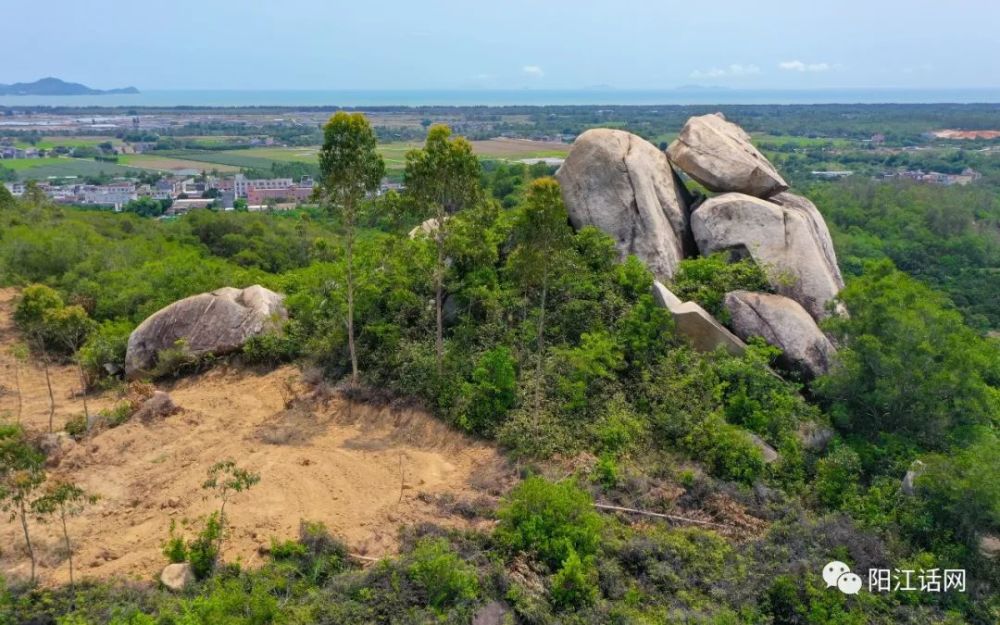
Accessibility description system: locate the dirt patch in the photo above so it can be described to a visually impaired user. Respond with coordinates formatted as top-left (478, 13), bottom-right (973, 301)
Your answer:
top-left (0, 288), bottom-right (513, 586)
top-left (932, 129), bottom-right (1000, 140)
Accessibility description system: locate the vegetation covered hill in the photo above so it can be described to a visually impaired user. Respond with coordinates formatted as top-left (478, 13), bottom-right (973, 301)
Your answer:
top-left (0, 118), bottom-right (998, 624)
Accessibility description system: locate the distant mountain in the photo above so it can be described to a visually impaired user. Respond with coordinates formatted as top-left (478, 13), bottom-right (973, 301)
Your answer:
top-left (0, 77), bottom-right (139, 96)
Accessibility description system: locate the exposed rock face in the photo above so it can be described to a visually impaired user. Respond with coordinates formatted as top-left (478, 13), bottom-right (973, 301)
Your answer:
top-left (472, 601), bottom-right (512, 625)
top-left (691, 193), bottom-right (845, 319)
top-left (667, 113), bottom-right (788, 198)
top-left (125, 285), bottom-right (286, 378)
top-left (160, 562), bottom-right (195, 592)
top-left (652, 281), bottom-right (746, 356)
top-left (771, 192), bottom-right (844, 287)
top-left (37, 432), bottom-right (77, 467)
top-left (724, 291), bottom-right (837, 379)
top-left (557, 128), bottom-right (692, 281)
top-left (901, 460), bottom-right (926, 496)
top-left (797, 422), bottom-right (835, 451)
top-left (980, 534), bottom-right (1000, 559)
top-left (408, 217), bottom-right (444, 239)
top-left (749, 433), bottom-right (780, 464)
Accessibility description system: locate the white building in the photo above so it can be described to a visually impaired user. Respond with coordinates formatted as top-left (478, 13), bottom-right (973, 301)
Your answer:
top-left (233, 173), bottom-right (294, 198)
top-left (82, 187), bottom-right (137, 210)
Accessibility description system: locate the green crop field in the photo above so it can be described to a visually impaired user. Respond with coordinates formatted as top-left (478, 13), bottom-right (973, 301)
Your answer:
top-left (2, 157), bottom-right (134, 180)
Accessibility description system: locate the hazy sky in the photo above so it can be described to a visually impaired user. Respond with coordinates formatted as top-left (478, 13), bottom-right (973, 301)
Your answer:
top-left (4, 0), bottom-right (998, 90)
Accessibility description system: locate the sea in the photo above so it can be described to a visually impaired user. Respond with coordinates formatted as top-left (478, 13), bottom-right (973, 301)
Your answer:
top-left (2, 88), bottom-right (1000, 108)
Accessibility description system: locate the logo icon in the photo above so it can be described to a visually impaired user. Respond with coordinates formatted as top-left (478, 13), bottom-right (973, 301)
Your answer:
top-left (823, 561), bottom-right (862, 595)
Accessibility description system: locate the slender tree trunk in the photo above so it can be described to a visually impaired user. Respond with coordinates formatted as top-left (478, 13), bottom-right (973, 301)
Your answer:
top-left (42, 354), bottom-right (55, 433)
top-left (13, 360), bottom-right (22, 424)
top-left (19, 500), bottom-right (36, 584)
top-left (76, 360), bottom-right (90, 423)
top-left (60, 506), bottom-right (74, 593)
top-left (346, 204), bottom-right (359, 386)
top-left (533, 269), bottom-right (549, 413)
top-left (434, 226), bottom-right (445, 375)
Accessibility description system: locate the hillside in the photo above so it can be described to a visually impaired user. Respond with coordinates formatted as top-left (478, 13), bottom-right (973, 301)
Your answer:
top-left (0, 288), bottom-right (510, 585)
top-left (0, 77), bottom-right (139, 96)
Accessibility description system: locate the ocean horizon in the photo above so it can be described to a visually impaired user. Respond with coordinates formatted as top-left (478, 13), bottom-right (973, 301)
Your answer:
top-left (2, 87), bottom-right (1000, 108)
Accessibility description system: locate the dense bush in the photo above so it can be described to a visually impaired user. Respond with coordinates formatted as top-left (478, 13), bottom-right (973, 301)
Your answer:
top-left (496, 477), bottom-right (604, 571)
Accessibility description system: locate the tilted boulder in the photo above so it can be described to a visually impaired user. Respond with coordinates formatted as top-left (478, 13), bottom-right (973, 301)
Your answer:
top-left (667, 113), bottom-right (788, 198)
top-left (652, 281), bottom-right (745, 356)
top-left (724, 290), bottom-right (837, 379)
top-left (125, 285), bottom-right (286, 378)
top-left (691, 193), bottom-right (845, 320)
top-left (557, 128), bottom-right (693, 281)
top-left (749, 433), bottom-right (780, 464)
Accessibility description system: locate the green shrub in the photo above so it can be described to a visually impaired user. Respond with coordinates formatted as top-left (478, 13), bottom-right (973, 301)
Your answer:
top-left (188, 513), bottom-right (222, 580)
top-left (496, 477), bottom-right (604, 570)
top-left (64, 415), bottom-right (88, 440)
top-left (456, 346), bottom-right (517, 434)
top-left (670, 254), bottom-right (770, 320)
top-left (100, 401), bottom-right (134, 429)
top-left (78, 320), bottom-right (132, 385)
top-left (150, 339), bottom-right (199, 378)
top-left (162, 520), bottom-right (188, 564)
top-left (814, 445), bottom-right (862, 509)
top-left (550, 549), bottom-right (599, 610)
top-left (13, 284), bottom-right (64, 331)
top-left (683, 415), bottom-right (767, 484)
top-left (406, 538), bottom-right (480, 610)
top-left (242, 329), bottom-right (301, 367)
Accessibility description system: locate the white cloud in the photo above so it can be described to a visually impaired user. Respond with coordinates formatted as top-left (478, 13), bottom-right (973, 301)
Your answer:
top-left (689, 64), bottom-right (760, 79)
top-left (778, 60), bottom-right (831, 72)
top-left (522, 65), bottom-right (544, 78)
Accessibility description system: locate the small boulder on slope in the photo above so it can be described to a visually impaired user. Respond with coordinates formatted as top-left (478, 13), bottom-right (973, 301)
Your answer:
top-left (667, 113), bottom-right (788, 198)
top-left (125, 285), bottom-right (286, 379)
top-left (557, 128), bottom-right (693, 281)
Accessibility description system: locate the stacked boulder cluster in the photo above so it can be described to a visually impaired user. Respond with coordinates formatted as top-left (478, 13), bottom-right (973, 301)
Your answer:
top-left (556, 113), bottom-right (843, 380)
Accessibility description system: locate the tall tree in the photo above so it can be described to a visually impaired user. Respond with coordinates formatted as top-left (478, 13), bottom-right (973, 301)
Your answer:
top-left (43, 305), bottom-right (96, 425)
top-left (404, 125), bottom-right (482, 372)
top-left (507, 178), bottom-right (575, 409)
top-left (318, 112), bottom-right (385, 385)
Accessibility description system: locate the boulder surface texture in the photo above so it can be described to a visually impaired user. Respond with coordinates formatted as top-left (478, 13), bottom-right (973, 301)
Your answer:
top-left (724, 290), bottom-right (836, 379)
top-left (125, 285), bottom-right (286, 378)
top-left (667, 113), bottom-right (788, 197)
top-left (692, 193), bottom-right (845, 319)
top-left (557, 128), bottom-right (692, 281)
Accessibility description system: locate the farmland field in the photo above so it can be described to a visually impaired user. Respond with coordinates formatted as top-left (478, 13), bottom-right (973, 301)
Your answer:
top-left (2, 157), bottom-right (135, 180)
top-left (119, 154), bottom-right (241, 174)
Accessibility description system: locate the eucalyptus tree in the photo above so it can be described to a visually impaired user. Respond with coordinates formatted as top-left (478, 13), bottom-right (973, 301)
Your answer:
top-left (318, 112), bottom-right (385, 385)
top-left (404, 125), bottom-right (482, 373)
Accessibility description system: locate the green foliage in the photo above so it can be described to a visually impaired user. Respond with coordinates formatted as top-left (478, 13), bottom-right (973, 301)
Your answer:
top-left (813, 444), bottom-right (862, 509)
top-left (550, 549), bottom-right (599, 610)
top-left (406, 538), bottom-right (480, 610)
top-left (187, 512), bottom-right (223, 580)
top-left (670, 254), bottom-right (771, 320)
top-left (13, 283), bottom-right (64, 333)
top-left (918, 431), bottom-right (1000, 544)
top-left (241, 329), bottom-right (300, 367)
top-left (162, 520), bottom-right (188, 564)
top-left (404, 124), bottom-right (482, 215)
top-left (99, 401), bottom-right (134, 429)
top-left (78, 320), bottom-right (132, 385)
top-left (496, 477), bottom-right (604, 570)
top-left (318, 112), bottom-right (385, 206)
top-left (456, 346), bottom-right (517, 434)
top-left (816, 260), bottom-right (1000, 447)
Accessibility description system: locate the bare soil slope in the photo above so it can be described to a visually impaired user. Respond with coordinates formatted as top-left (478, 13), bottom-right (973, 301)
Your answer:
top-left (0, 288), bottom-right (511, 585)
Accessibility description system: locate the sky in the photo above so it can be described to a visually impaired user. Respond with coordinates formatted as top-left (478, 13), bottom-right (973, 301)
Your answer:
top-left (3, 0), bottom-right (999, 91)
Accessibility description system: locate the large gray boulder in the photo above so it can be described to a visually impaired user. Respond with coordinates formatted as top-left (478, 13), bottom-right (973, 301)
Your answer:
top-left (667, 113), bottom-right (788, 198)
top-left (125, 285), bottom-right (286, 378)
top-left (691, 193), bottom-right (845, 320)
top-left (771, 192), bottom-right (844, 287)
top-left (724, 291), bottom-right (837, 379)
top-left (557, 128), bottom-right (692, 281)
top-left (652, 282), bottom-right (745, 356)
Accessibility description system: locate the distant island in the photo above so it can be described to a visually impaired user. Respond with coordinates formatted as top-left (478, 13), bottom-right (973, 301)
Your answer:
top-left (0, 77), bottom-right (139, 96)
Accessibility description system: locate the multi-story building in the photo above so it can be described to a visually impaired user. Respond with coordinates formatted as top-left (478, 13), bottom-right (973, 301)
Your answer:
top-left (233, 173), bottom-right (294, 198)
